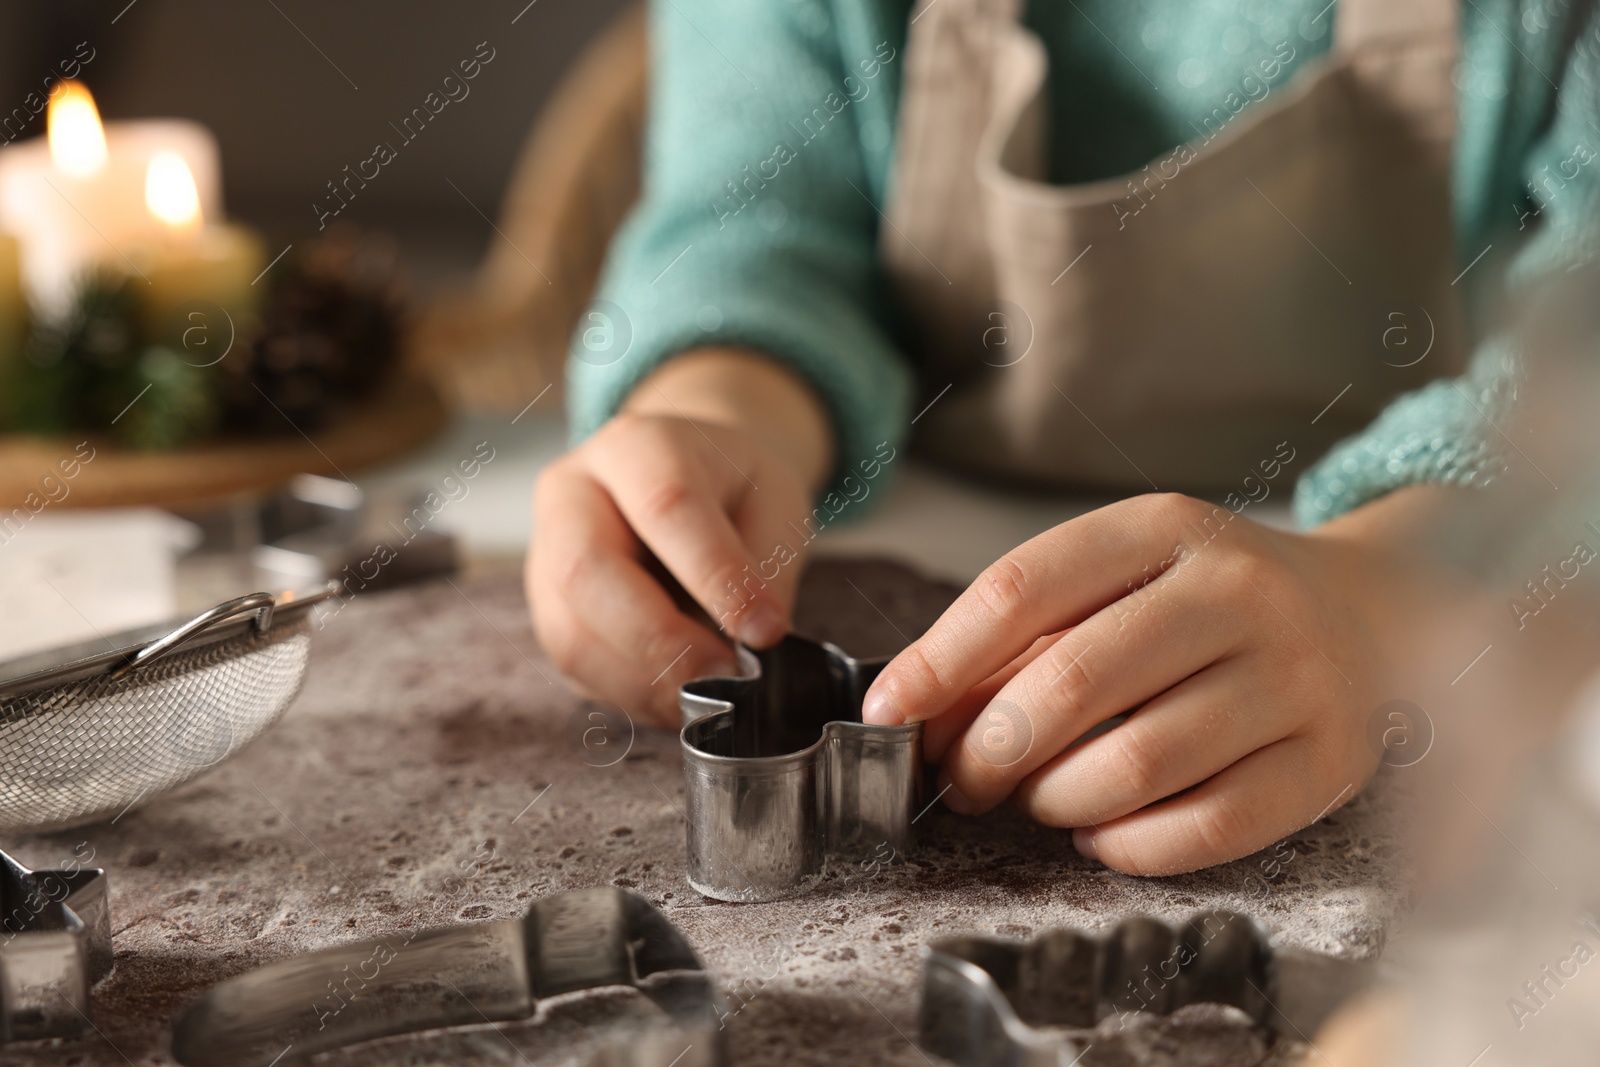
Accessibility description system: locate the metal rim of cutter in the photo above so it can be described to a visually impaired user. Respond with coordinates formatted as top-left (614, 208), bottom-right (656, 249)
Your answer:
top-left (678, 634), bottom-right (922, 903)
top-left (0, 848), bottom-right (113, 1045)
top-left (918, 910), bottom-right (1381, 1066)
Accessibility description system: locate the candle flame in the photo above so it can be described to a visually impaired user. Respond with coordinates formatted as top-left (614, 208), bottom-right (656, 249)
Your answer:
top-left (47, 81), bottom-right (109, 178)
top-left (145, 151), bottom-right (202, 230)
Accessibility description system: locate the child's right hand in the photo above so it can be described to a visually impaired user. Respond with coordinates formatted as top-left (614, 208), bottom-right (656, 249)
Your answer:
top-left (526, 349), bottom-right (835, 725)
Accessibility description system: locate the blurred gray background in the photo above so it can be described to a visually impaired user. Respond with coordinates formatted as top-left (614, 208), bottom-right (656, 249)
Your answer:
top-left (0, 0), bottom-right (634, 287)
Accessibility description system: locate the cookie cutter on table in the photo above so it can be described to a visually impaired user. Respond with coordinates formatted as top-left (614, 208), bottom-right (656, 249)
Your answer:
top-left (920, 910), bottom-right (1382, 1065)
top-left (0, 847), bottom-right (113, 1044)
top-left (171, 886), bottom-right (725, 1067)
top-left (0, 584), bottom-right (338, 833)
top-left (679, 634), bottom-right (922, 902)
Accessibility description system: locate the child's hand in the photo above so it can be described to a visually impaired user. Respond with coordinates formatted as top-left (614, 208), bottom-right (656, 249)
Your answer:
top-left (527, 349), bottom-right (833, 726)
top-left (860, 491), bottom-right (1467, 876)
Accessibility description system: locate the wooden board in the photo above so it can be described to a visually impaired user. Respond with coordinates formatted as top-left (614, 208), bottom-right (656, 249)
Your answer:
top-left (0, 375), bottom-right (448, 510)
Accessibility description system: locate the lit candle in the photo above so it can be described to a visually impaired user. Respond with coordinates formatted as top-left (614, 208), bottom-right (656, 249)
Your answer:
top-left (0, 81), bottom-right (222, 314)
top-left (135, 151), bottom-right (265, 356)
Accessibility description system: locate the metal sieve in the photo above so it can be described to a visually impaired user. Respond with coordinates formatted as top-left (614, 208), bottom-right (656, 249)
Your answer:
top-left (0, 584), bottom-right (337, 834)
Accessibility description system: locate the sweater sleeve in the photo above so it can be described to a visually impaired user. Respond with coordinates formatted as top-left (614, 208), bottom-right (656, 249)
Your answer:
top-left (1294, 3), bottom-right (1600, 527)
top-left (565, 0), bottom-right (914, 505)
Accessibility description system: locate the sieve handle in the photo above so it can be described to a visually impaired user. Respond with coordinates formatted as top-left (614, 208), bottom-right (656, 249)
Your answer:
top-left (108, 593), bottom-right (277, 681)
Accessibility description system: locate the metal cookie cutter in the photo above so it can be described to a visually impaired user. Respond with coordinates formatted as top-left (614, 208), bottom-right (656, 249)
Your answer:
top-left (171, 886), bottom-right (725, 1067)
top-left (0, 847), bottom-right (113, 1044)
top-left (246, 473), bottom-right (457, 592)
top-left (920, 910), bottom-right (1381, 1065)
top-left (679, 634), bottom-right (921, 903)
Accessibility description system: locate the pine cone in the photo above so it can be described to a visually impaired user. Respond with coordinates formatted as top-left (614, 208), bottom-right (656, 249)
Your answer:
top-left (219, 228), bottom-right (404, 433)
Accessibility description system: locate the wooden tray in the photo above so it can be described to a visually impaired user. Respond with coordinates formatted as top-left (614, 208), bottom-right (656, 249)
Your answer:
top-left (0, 374), bottom-right (448, 510)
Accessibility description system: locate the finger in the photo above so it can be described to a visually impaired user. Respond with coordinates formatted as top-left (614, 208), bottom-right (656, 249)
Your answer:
top-left (1073, 736), bottom-right (1357, 876)
top-left (533, 470), bottom-right (737, 712)
top-left (938, 565), bottom-right (1244, 813)
top-left (535, 470), bottom-right (735, 677)
top-left (924, 631), bottom-right (1061, 762)
top-left (864, 493), bottom-right (1215, 726)
top-left (588, 428), bottom-right (786, 647)
top-left (1012, 657), bottom-right (1294, 826)
top-left (533, 596), bottom-right (679, 726)
top-left (725, 476), bottom-right (811, 645)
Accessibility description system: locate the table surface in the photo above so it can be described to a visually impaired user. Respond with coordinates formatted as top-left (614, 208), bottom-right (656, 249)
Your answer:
top-left (2, 558), bottom-right (1404, 1066)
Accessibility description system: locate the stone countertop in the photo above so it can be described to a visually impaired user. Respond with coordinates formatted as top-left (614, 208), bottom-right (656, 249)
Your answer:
top-left (3, 558), bottom-right (1405, 1066)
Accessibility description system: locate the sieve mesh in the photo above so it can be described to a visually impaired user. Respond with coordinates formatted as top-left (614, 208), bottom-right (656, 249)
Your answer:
top-left (0, 615), bottom-right (313, 834)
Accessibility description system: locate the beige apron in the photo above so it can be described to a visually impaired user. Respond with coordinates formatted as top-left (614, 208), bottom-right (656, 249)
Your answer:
top-left (881, 0), bottom-right (1466, 492)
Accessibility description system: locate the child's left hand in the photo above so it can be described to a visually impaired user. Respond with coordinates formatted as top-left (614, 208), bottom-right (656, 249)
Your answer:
top-left (860, 490), bottom-right (1472, 876)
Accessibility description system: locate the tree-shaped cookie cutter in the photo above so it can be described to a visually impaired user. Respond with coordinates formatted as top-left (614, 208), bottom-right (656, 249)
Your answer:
top-left (171, 886), bottom-right (725, 1067)
top-left (678, 634), bottom-right (922, 902)
top-left (920, 910), bottom-right (1382, 1065)
top-left (1, 847), bottom-right (113, 1044)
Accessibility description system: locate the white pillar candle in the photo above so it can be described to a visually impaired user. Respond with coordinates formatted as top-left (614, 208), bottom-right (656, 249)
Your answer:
top-left (0, 83), bottom-right (222, 316)
top-left (133, 151), bottom-right (265, 354)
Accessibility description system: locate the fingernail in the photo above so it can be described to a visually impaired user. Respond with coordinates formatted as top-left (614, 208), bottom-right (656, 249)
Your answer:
top-left (1073, 829), bottom-right (1100, 861)
top-left (739, 602), bottom-right (787, 647)
top-left (941, 780), bottom-right (976, 815)
top-left (862, 688), bottom-right (902, 726)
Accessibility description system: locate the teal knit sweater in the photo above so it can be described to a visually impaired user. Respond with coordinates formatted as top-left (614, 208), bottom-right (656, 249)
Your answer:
top-left (568, 0), bottom-right (1600, 527)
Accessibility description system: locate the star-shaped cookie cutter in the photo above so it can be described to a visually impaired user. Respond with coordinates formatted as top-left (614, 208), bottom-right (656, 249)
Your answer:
top-left (678, 634), bottom-right (922, 902)
top-left (0, 847), bottom-right (113, 1044)
top-left (919, 910), bottom-right (1382, 1064)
